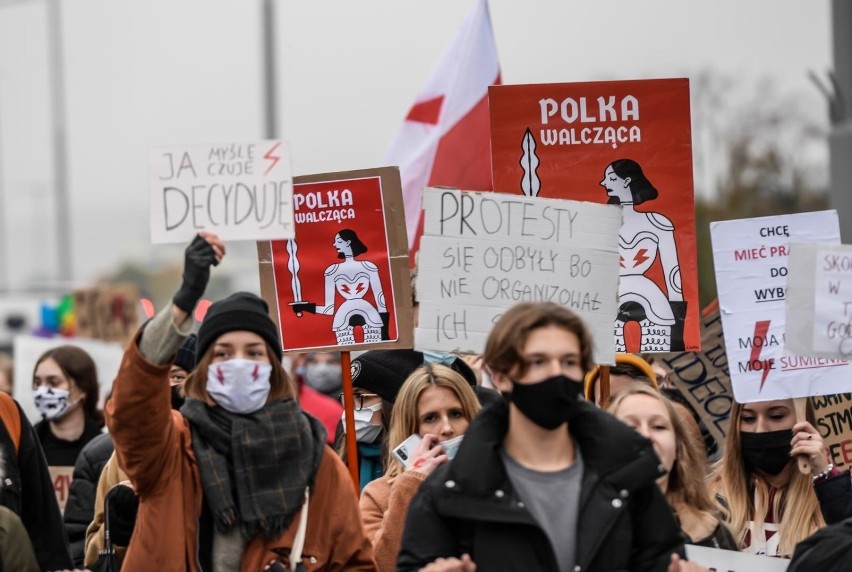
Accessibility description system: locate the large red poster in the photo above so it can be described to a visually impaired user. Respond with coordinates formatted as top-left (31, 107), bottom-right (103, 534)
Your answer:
top-left (489, 78), bottom-right (699, 352)
top-left (258, 167), bottom-right (412, 353)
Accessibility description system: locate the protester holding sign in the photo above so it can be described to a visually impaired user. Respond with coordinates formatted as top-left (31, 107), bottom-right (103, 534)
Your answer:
top-left (609, 385), bottom-right (737, 550)
top-left (398, 302), bottom-right (688, 571)
top-left (360, 364), bottom-right (480, 572)
top-left (708, 399), bottom-right (852, 557)
top-left (106, 232), bottom-right (375, 571)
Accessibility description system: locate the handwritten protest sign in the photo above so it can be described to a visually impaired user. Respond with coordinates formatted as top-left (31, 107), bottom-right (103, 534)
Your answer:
top-left (685, 545), bottom-right (788, 572)
top-left (711, 211), bottom-right (852, 402)
top-left (663, 301), bottom-right (732, 446)
top-left (811, 393), bottom-right (852, 470)
top-left (787, 243), bottom-right (852, 359)
top-left (414, 188), bottom-right (621, 365)
top-left (73, 284), bottom-right (139, 346)
top-left (489, 79), bottom-right (699, 354)
top-left (149, 140), bottom-right (293, 243)
top-left (49, 466), bottom-right (74, 514)
top-left (258, 167), bottom-right (412, 353)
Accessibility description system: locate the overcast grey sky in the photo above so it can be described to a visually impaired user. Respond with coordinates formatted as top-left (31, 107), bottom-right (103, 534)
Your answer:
top-left (0, 0), bottom-right (832, 295)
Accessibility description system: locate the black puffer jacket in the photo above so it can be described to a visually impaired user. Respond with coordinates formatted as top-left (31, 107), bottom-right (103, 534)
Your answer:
top-left (398, 399), bottom-right (685, 572)
top-left (0, 396), bottom-right (72, 571)
top-left (63, 432), bottom-right (114, 566)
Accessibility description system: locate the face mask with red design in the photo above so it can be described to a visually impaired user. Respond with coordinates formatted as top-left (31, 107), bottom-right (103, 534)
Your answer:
top-left (206, 359), bottom-right (272, 414)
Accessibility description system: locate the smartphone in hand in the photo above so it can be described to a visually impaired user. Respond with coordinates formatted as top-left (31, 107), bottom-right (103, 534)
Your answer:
top-left (391, 434), bottom-right (423, 467)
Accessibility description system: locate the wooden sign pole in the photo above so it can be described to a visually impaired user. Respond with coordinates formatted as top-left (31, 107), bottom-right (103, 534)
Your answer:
top-left (341, 351), bottom-right (361, 492)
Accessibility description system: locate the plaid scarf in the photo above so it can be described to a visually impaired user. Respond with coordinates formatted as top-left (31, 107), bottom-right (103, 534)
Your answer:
top-left (181, 397), bottom-right (324, 539)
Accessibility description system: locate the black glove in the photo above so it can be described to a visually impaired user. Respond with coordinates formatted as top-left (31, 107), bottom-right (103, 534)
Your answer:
top-left (380, 311), bottom-right (390, 340)
top-left (173, 234), bottom-right (219, 313)
top-left (106, 484), bottom-right (139, 547)
top-left (291, 302), bottom-right (317, 315)
top-left (669, 301), bottom-right (688, 352)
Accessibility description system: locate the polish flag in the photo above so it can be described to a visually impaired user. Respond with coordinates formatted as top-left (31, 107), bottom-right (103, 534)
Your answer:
top-left (383, 0), bottom-right (501, 262)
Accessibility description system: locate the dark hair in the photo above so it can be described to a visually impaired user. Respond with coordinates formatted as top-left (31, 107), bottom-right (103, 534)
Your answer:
top-left (34, 345), bottom-right (103, 427)
top-left (336, 229), bottom-right (368, 258)
top-left (483, 302), bottom-right (594, 378)
top-left (609, 159), bottom-right (658, 205)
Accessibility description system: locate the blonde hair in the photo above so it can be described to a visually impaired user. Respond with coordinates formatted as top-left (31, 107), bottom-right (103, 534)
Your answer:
top-left (609, 385), bottom-right (719, 520)
top-left (386, 364), bottom-right (480, 478)
top-left (707, 400), bottom-right (824, 556)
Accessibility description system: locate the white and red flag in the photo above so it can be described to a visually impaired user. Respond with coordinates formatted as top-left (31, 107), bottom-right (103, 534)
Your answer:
top-left (383, 0), bottom-right (500, 262)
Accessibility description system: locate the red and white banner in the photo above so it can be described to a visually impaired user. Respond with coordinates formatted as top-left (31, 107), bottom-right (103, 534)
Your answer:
top-left (383, 0), bottom-right (500, 261)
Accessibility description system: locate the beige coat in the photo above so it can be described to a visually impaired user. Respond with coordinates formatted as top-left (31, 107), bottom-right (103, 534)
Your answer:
top-left (359, 472), bottom-right (426, 572)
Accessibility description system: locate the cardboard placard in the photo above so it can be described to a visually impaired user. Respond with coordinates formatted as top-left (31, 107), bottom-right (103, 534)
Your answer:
top-left (414, 188), bottom-right (621, 364)
top-left (685, 544), bottom-right (789, 572)
top-left (49, 466), bottom-right (74, 514)
top-left (149, 140), bottom-right (294, 243)
top-left (711, 211), bottom-right (852, 402)
top-left (811, 393), bottom-right (852, 470)
top-left (663, 301), bottom-right (732, 446)
top-left (258, 167), bottom-right (412, 353)
top-left (488, 78), bottom-right (699, 354)
top-left (73, 284), bottom-right (140, 346)
top-left (787, 243), bottom-right (852, 359)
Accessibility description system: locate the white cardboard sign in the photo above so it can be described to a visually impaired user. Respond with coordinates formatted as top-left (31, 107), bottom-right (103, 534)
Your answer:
top-left (415, 188), bottom-right (622, 365)
top-left (149, 140), bottom-right (294, 243)
top-left (787, 243), bottom-right (852, 359)
top-left (711, 210), bottom-right (852, 402)
top-left (685, 545), bottom-right (788, 572)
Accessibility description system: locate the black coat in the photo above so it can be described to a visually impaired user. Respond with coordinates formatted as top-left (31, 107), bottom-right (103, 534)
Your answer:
top-left (0, 400), bottom-right (73, 571)
top-left (398, 399), bottom-right (685, 572)
top-left (63, 431), bottom-right (114, 566)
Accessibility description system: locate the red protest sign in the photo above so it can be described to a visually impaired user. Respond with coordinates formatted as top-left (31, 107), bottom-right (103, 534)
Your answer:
top-left (258, 167), bottom-right (413, 352)
top-left (488, 78), bottom-right (700, 353)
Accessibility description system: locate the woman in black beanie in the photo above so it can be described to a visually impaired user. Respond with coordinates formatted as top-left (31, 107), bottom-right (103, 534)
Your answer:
top-left (106, 232), bottom-right (375, 571)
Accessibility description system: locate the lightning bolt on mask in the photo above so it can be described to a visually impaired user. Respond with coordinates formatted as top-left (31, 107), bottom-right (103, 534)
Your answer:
top-left (206, 359), bottom-right (272, 414)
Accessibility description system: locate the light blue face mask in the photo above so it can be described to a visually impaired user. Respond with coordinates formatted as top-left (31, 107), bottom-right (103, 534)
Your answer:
top-left (423, 351), bottom-right (457, 367)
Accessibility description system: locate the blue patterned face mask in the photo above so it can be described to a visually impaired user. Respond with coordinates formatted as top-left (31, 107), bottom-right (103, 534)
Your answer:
top-left (206, 359), bottom-right (272, 414)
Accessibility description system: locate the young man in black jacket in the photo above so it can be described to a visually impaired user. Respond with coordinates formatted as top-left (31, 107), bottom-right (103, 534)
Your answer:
top-left (398, 302), bottom-right (698, 572)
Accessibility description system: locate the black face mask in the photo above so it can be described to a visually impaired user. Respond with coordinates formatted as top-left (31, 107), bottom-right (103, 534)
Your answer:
top-left (741, 429), bottom-right (793, 476)
top-left (171, 385), bottom-right (186, 411)
top-left (510, 374), bottom-right (584, 430)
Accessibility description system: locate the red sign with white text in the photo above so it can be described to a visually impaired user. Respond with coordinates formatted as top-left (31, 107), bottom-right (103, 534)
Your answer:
top-left (489, 78), bottom-right (699, 352)
top-left (261, 168), bottom-right (412, 352)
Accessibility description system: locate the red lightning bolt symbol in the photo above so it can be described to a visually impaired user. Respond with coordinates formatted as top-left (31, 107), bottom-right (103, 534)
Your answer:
top-left (750, 320), bottom-right (772, 391)
top-left (633, 248), bottom-right (650, 266)
top-left (355, 282), bottom-right (366, 294)
top-left (252, 364), bottom-right (259, 381)
top-left (619, 255), bottom-right (625, 268)
top-left (340, 284), bottom-right (351, 294)
top-left (216, 366), bottom-right (225, 384)
top-left (263, 142), bottom-right (282, 175)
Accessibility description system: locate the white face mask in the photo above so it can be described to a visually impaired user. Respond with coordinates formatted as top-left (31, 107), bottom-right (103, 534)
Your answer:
top-left (305, 362), bottom-right (342, 394)
top-left (206, 359), bottom-right (272, 415)
top-left (342, 402), bottom-right (383, 443)
top-left (440, 434), bottom-right (464, 460)
top-left (34, 385), bottom-right (74, 421)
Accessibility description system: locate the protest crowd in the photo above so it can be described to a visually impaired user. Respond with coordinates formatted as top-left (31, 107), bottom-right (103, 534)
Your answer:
top-left (4, 3), bottom-right (852, 572)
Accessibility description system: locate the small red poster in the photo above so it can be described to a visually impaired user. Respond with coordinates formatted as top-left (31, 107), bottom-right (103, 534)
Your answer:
top-left (258, 167), bottom-right (413, 353)
top-left (489, 78), bottom-right (699, 352)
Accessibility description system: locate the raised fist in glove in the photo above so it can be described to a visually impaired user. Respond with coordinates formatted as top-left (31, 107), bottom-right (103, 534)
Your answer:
top-left (173, 232), bottom-right (225, 313)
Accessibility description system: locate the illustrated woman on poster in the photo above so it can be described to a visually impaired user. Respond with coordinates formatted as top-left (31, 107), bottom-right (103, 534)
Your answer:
top-left (600, 159), bottom-right (686, 352)
top-left (292, 229), bottom-right (389, 345)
